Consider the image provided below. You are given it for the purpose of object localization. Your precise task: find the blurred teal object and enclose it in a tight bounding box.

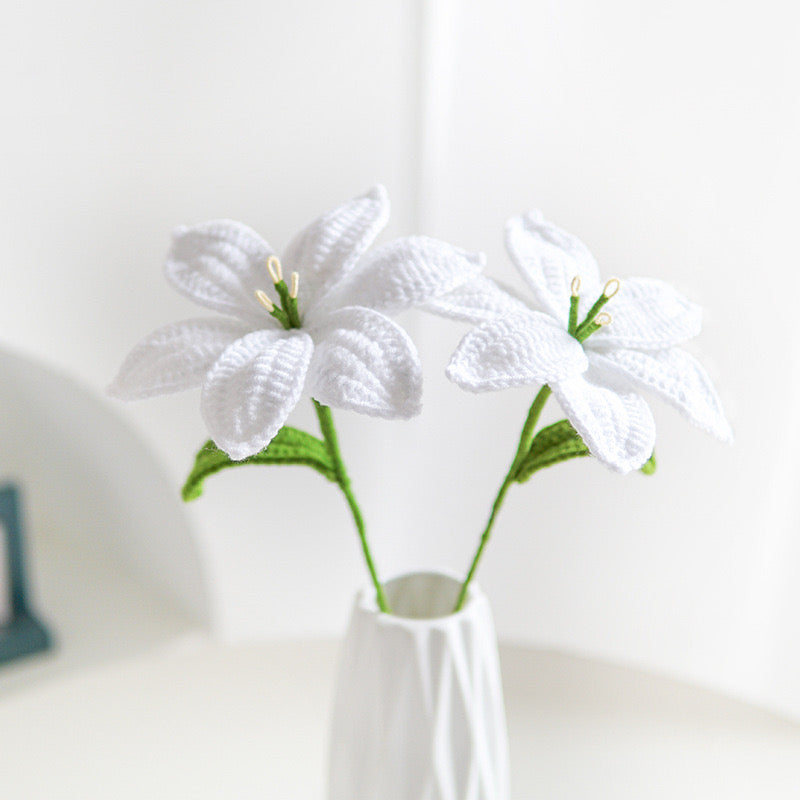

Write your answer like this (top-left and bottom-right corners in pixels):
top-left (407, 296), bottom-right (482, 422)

top-left (0, 483), bottom-right (52, 665)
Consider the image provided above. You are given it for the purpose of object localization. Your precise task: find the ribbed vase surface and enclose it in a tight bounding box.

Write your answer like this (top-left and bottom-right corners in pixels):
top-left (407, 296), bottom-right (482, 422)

top-left (328, 572), bottom-right (510, 800)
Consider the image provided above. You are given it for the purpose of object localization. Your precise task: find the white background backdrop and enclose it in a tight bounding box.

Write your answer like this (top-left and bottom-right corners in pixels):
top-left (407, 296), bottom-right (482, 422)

top-left (2, 0), bottom-right (799, 718)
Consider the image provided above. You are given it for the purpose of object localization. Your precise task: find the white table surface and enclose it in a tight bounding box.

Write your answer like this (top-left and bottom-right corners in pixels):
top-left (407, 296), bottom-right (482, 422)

top-left (1, 637), bottom-right (798, 799)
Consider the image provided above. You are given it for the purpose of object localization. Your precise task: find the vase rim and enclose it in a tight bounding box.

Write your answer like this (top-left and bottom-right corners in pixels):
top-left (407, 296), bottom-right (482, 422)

top-left (356, 570), bottom-right (484, 624)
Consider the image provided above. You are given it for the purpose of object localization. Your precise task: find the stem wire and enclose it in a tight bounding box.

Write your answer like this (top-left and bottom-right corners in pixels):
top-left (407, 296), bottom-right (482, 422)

top-left (453, 284), bottom-right (616, 613)
top-left (313, 399), bottom-right (390, 613)
top-left (453, 385), bottom-right (552, 612)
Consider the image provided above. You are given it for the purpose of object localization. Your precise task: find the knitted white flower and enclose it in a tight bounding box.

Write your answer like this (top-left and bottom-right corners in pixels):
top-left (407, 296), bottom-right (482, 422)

top-left (444, 211), bottom-right (732, 473)
top-left (109, 186), bottom-right (482, 460)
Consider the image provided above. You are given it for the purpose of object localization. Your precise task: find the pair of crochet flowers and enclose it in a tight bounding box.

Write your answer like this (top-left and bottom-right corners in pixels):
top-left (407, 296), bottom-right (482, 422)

top-left (109, 186), bottom-right (731, 473)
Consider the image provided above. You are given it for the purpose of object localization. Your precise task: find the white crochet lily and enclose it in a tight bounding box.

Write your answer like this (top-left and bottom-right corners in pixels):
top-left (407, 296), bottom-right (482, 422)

top-left (444, 210), bottom-right (732, 473)
top-left (109, 186), bottom-right (482, 460)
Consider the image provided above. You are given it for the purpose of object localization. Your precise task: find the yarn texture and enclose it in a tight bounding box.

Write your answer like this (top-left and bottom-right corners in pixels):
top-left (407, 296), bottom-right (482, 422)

top-left (445, 210), bottom-right (732, 474)
top-left (182, 428), bottom-right (337, 501)
top-left (109, 186), bottom-right (483, 460)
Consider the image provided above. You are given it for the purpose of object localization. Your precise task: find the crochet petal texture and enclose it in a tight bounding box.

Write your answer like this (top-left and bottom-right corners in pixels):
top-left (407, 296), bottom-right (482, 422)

top-left (165, 220), bottom-right (277, 325)
top-left (282, 185), bottom-right (390, 316)
top-left (108, 318), bottom-right (252, 399)
top-left (327, 236), bottom-right (484, 317)
top-left (551, 367), bottom-right (656, 473)
top-left (307, 307), bottom-right (422, 419)
top-left (421, 275), bottom-right (530, 323)
top-left (590, 347), bottom-right (733, 442)
top-left (201, 329), bottom-right (314, 460)
top-left (587, 278), bottom-right (702, 351)
top-left (446, 310), bottom-right (588, 392)
top-left (505, 211), bottom-right (602, 323)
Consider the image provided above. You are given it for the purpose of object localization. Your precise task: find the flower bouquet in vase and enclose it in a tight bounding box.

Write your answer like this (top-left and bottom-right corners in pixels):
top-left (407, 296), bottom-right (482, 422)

top-left (109, 186), bottom-right (731, 800)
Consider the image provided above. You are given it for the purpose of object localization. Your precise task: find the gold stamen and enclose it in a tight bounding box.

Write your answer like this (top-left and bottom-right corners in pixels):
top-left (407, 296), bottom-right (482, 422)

top-left (289, 272), bottom-right (299, 299)
top-left (266, 255), bottom-right (283, 284)
top-left (603, 278), bottom-right (620, 298)
top-left (255, 289), bottom-right (274, 312)
top-left (570, 276), bottom-right (581, 297)
top-left (596, 312), bottom-right (612, 326)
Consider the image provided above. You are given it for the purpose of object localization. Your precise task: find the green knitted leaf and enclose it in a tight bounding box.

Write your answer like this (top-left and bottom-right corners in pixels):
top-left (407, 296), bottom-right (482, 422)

top-left (640, 451), bottom-right (657, 475)
top-left (182, 427), bottom-right (337, 501)
top-left (514, 419), bottom-right (590, 483)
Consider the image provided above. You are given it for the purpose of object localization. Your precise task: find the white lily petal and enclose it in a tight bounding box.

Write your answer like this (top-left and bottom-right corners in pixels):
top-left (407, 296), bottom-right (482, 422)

top-left (590, 348), bottom-right (733, 442)
top-left (504, 211), bottom-right (602, 323)
top-left (446, 310), bottom-right (588, 392)
top-left (165, 220), bottom-right (277, 324)
top-left (107, 318), bottom-right (252, 400)
top-left (307, 307), bottom-right (422, 419)
top-left (283, 185), bottom-right (390, 315)
top-left (201, 329), bottom-right (314, 460)
top-left (421, 275), bottom-right (530, 323)
top-left (324, 236), bottom-right (484, 317)
top-left (551, 369), bottom-right (656, 473)
top-left (587, 278), bottom-right (702, 350)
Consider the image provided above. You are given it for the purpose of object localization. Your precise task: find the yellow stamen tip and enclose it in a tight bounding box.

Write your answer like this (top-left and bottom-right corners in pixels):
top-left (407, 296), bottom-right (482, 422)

top-left (289, 272), bottom-right (299, 299)
top-left (255, 289), bottom-right (274, 312)
top-left (570, 276), bottom-right (581, 297)
top-left (266, 255), bottom-right (283, 284)
top-left (596, 312), bottom-right (612, 326)
top-left (603, 278), bottom-right (620, 298)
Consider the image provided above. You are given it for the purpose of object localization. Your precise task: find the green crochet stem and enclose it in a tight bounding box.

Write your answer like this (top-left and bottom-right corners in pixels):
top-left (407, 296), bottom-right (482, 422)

top-left (265, 271), bottom-right (389, 611)
top-left (274, 279), bottom-right (302, 329)
top-left (453, 385), bottom-right (552, 612)
top-left (568, 294), bottom-right (580, 336)
top-left (313, 399), bottom-right (390, 614)
top-left (452, 281), bottom-right (629, 612)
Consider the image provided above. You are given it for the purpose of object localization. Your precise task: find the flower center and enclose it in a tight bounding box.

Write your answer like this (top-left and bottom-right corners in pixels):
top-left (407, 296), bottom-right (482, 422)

top-left (254, 256), bottom-right (302, 330)
top-left (569, 276), bottom-right (619, 343)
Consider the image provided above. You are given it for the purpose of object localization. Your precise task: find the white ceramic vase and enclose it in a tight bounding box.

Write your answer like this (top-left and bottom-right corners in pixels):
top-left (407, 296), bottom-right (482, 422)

top-left (328, 571), bottom-right (510, 800)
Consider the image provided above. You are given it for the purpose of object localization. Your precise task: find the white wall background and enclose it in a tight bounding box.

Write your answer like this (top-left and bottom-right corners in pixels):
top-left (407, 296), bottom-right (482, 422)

top-left (1, 0), bottom-right (799, 717)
